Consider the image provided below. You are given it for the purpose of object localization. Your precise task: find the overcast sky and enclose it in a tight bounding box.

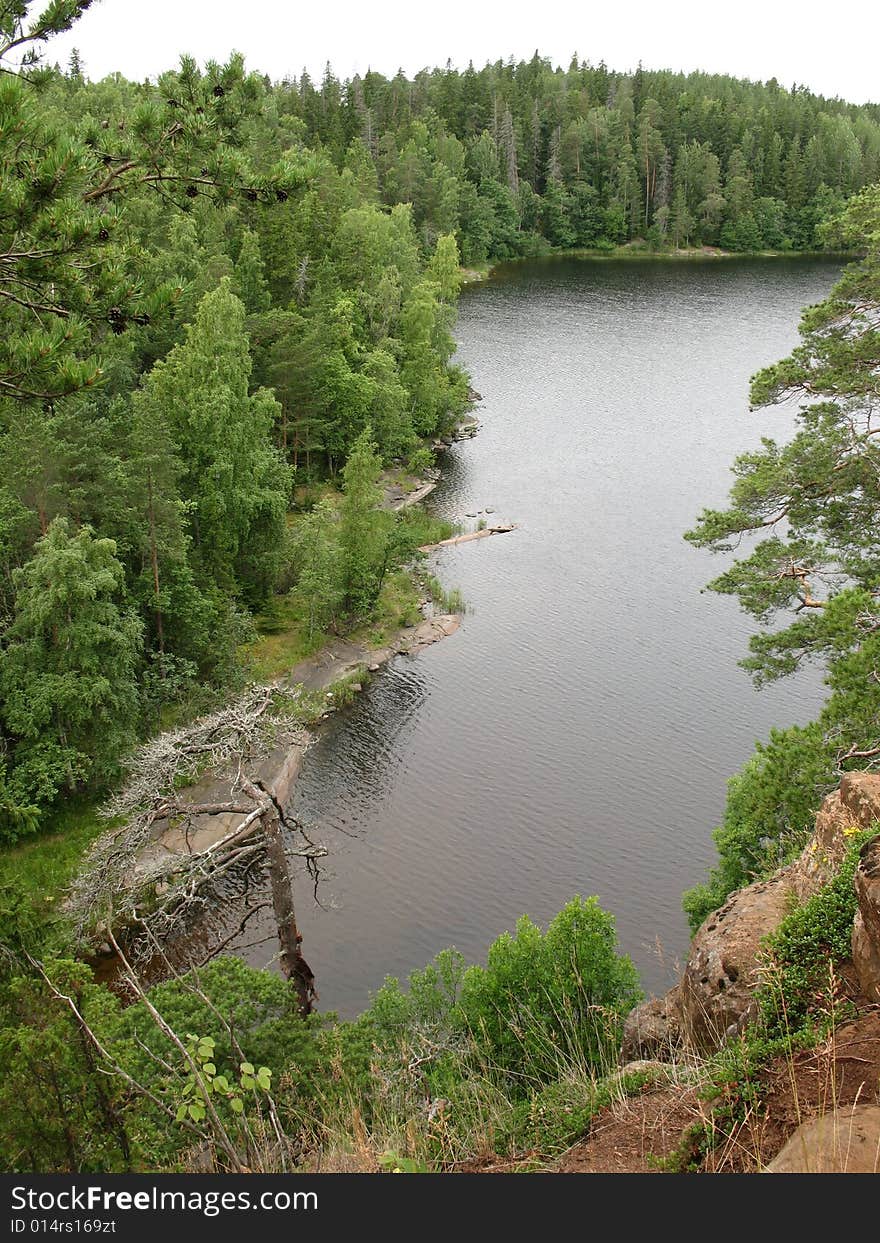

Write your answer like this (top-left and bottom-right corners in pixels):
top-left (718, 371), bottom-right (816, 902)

top-left (45, 0), bottom-right (880, 105)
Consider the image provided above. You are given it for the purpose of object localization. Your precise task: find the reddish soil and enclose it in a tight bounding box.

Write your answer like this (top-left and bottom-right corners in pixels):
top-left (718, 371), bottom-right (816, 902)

top-left (555, 1083), bottom-right (706, 1173)
top-left (551, 1007), bottom-right (880, 1174)
top-left (712, 1009), bottom-right (880, 1172)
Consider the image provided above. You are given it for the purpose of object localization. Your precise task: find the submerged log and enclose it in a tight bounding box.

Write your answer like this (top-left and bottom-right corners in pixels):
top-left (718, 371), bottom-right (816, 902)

top-left (419, 523), bottom-right (517, 552)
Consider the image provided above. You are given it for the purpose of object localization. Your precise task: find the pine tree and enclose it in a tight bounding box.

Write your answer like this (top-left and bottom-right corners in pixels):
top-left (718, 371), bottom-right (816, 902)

top-left (233, 229), bottom-right (272, 314)
top-left (499, 107), bottom-right (519, 194)
top-left (685, 187), bottom-right (880, 916)
top-left (0, 17), bottom-right (312, 405)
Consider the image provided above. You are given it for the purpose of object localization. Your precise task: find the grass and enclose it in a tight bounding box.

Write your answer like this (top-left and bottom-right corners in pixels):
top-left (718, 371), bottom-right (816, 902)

top-left (0, 796), bottom-right (114, 918)
top-left (292, 1001), bottom-right (656, 1174)
top-left (291, 481), bottom-right (344, 512)
top-left (421, 573), bottom-right (466, 615)
top-left (245, 594), bottom-right (318, 682)
top-left (293, 668), bottom-right (373, 723)
top-left (396, 506), bottom-right (457, 548)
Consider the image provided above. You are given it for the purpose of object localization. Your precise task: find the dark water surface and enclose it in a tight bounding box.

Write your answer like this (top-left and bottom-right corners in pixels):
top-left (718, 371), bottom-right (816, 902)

top-left (275, 257), bottom-right (840, 1015)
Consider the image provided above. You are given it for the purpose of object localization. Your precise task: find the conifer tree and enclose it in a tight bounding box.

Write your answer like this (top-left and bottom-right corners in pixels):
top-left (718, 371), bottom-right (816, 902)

top-left (0, 519), bottom-right (143, 807)
top-left (136, 280), bottom-right (290, 604)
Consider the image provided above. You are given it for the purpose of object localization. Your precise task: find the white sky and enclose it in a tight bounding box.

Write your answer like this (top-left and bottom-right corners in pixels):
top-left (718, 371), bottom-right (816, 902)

top-left (45, 0), bottom-right (880, 106)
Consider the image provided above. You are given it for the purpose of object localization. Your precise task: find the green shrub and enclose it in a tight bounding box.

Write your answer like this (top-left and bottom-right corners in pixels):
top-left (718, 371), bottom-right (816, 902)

top-left (457, 898), bottom-right (642, 1091)
top-left (683, 722), bottom-right (836, 930)
top-left (754, 831), bottom-right (876, 1041)
top-left (405, 447), bottom-right (435, 477)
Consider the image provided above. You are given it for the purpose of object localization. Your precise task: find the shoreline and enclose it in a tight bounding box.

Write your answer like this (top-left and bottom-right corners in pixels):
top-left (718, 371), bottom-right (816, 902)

top-left (109, 414), bottom-right (517, 933)
top-left (461, 246), bottom-right (856, 285)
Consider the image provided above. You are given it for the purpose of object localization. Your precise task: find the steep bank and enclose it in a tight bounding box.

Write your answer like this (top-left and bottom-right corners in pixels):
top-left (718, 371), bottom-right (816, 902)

top-left (556, 773), bottom-right (880, 1174)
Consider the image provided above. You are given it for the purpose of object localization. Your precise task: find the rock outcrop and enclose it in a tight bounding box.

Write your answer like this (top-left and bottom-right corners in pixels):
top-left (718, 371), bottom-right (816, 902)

top-left (765, 1104), bottom-right (880, 1173)
top-left (678, 873), bottom-right (791, 1051)
top-left (853, 833), bottom-right (880, 1002)
top-left (644, 772), bottom-right (880, 1056)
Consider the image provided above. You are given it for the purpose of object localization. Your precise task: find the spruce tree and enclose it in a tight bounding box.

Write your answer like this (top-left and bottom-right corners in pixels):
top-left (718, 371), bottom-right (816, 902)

top-left (136, 280), bottom-right (291, 604)
top-left (0, 519), bottom-right (143, 807)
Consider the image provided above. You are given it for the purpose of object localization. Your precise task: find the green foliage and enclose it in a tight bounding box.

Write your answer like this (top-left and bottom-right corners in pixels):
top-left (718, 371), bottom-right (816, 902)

top-left (0, 898), bottom-right (640, 1171)
top-left (0, 519), bottom-right (143, 812)
top-left (682, 722), bottom-right (835, 930)
top-left (138, 281), bottom-right (291, 606)
top-left (755, 831), bottom-right (875, 1041)
top-left (0, 18), bottom-right (474, 825)
top-left (685, 187), bottom-right (880, 919)
top-left (173, 1033), bottom-right (271, 1125)
top-left (365, 897), bottom-right (641, 1101)
top-left (458, 898), bottom-right (642, 1089)
top-left (339, 427), bottom-right (394, 618)
top-left (289, 500), bottom-right (345, 641)
top-left (0, 958), bottom-right (131, 1173)
top-left (281, 58), bottom-right (880, 260)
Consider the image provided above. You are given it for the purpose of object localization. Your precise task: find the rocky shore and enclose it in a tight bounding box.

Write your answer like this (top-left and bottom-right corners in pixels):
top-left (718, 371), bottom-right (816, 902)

top-left (557, 772), bottom-right (880, 1173)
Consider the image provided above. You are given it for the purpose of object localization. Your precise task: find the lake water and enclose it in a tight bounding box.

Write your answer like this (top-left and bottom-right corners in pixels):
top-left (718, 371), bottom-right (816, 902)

top-left (266, 257), bottom-right (841, 1016)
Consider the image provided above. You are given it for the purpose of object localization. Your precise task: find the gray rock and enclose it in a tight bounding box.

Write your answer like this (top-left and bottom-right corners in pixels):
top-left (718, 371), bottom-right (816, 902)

top-left (621, 992), bottom-right (682, 1062)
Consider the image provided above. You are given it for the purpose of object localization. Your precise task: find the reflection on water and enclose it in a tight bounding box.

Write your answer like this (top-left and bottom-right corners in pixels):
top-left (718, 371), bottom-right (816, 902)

top-left (232, 257), bottom-right (843, 1016)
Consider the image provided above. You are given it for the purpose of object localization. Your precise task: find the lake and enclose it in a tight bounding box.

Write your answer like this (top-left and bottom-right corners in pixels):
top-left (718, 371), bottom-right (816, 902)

top-left (273, 256), bottom-right (840, 1015)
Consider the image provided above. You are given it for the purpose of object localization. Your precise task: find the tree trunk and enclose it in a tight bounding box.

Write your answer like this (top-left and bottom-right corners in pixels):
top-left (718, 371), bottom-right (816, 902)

top-left (146, 465), bottom-right (164, 654)
top-left (242, 779), bottom-right (316, 1017)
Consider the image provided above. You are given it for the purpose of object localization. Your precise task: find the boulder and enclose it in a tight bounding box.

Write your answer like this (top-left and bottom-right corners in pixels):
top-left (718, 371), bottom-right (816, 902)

top-left (765, 1104), bottom-right (880, 1173)
top-left (853, 833), bottom-right (880, 1002)
top-left (679, 873), bottom-right (793, 1052)
top-left (621, 991), bottom-right (682, 1062)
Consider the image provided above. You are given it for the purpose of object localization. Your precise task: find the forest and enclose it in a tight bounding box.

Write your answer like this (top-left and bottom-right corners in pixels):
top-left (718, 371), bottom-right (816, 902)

top-left (3, 16), bottom-right (880, 832)
top-left (1, 1), bottom-right (880, 1178)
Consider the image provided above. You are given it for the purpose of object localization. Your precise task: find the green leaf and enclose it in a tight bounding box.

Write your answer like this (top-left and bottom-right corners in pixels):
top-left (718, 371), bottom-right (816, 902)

top-left (230, 1097), bottom-right (244, 1114)
top-left (240, 1074), bottom-right (255, 1090)
top-left (188, 1103), bottom-right (206, 1122)
top-left (239, 1061), bottom-right (255, 1075)
top-left (175, 1104), bottom-right (188, 1122)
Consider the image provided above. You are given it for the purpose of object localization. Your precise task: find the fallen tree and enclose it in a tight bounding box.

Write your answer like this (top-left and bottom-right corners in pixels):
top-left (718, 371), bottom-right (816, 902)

top-left (67, 683), bottom-right (325, 1015)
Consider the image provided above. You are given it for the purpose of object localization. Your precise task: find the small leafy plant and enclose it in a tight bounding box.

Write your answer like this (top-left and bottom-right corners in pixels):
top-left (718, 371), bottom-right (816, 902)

top-left (175, 1034), bottom-right (272, 1124)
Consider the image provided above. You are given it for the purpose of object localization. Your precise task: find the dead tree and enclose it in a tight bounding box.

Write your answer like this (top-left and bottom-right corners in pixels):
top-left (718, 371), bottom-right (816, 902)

top-left (68, 683), bottom-right (325, 1016)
